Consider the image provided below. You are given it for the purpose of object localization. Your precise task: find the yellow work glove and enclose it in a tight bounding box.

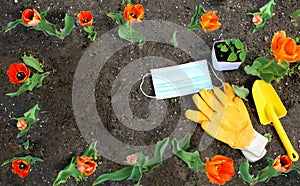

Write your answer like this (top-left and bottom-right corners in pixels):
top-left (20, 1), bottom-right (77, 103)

top-left (185, 83), bottom-right (268, 162)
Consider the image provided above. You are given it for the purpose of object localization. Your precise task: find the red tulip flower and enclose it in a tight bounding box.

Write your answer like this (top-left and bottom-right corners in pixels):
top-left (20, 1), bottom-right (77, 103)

top-left (7, 63), bottom-right (31, 84)
top-left (77, 156), bottom-right (97, 176)
top-left (77, 11), bottom-right (93, 27)
top-left (204, 155), bottom-right (235, 185)
top-left (272, 155), bottom-right (292, 172)
top-left (22, 9), bottom-right (42, 26)
top-left (124, 4), bottom-right (144, 23)
top-left (12, 159), bottom-right (31, 178)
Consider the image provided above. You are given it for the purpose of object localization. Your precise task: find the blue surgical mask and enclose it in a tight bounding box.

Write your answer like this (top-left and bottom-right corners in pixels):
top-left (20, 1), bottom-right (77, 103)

top-left (140, 60), bottom-right (221, 99)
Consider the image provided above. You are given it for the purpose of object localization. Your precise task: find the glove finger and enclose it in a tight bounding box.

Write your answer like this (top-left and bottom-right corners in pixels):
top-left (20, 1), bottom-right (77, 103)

top-left (224, 83), bottom-right (235, 101)
top-left (216, 83), bottom-right (239, 108)
top-left (199, 89), bottom-right (223, 112)
top-left (192, 93), bottom-right (214, 118)
top-left (185, 109), bottom-right (209, 123)
top-left (212, 86), bottom-right (226, 106)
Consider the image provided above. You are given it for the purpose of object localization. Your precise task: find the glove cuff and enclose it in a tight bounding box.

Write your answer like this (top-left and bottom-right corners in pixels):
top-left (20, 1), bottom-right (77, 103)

top-left (240, 130), bottom-right (268, 162)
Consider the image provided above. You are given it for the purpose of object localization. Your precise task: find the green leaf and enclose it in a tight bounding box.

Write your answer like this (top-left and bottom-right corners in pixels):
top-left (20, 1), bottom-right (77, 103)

top-left (82, 141), bottom-right (99, 159)
top-left (256, 57), bottom-right (271, 65)
top-left (187, 24), bottom-right (202, 31)
top-left (229, 45), bottom-right (235, 52)
top-left (2, 155), bottom-right (43, 166)
top-left (60, 14), bottom-right (75, 38)
top-left (24, 104), bottom-right (40, 122)
top-left (255, 166), bottom-right (280, 183)
top-left (239, 161), bottom-right (254, 184)
top-left (33, 7), bottom-right (60, 37)
top-left (28, 72), bottom-right (50, 91)
top-left (225, 40), bottom-right (231, 46)
top-left (143, 137), bottom-right (169, 172)
top-left (227, 52), bottom-right (238, 61)
top-left (172, 31), bottom-right (178, 48)
top-left (93, 166), bottom-right (133, 185)
top-left (40, 7), bottom-right (50, 17)
top-left (244, 57), bottom-right (289, 83)
top-left (176, 133), bottom-right (191, 151)
top-left (5, 19), bottom-right (23, 32)
top-left (265, 157), bottom-right (275, 164)
top-left (232, 85), bottom-right (249, 101)
top-left (34, 19), bottom-right (59, 36)
top-left (53, 157), bottom-right (81, 186)
top-left (84, 26), bottom-right (97, 41)
top-left (259, 0), bottom-right (276, 19)
top-left (244, 64), bottom-right (259, 76)
top-left (233, 39), bottom-right (244, 49)
top-left (187, 5), bottom-right (205, 30)
top-left (263, 65), bottom-right (278, 74)
top-left (285, 165), bottom-right (300, 174)
top-left (128, 165), bottom-right (143, 181)
top-left (6, 80), bottom-right (31, 97)
top-left (172, 134), bottom-right (205, 172)
top-left (118, 24), bottom-right (131, 41)
top-left (118, 23), bottom-right (146, 46)
top-left (29, 156), bottom-right (44, 164)
top-left (260, 73), bottom-right (274, 83)
top-left (134, 152), bottom-right (146, 166)
top-left (239, 52), bottom-right (247, 62)
top-left (217, 43), bottom-right (223, 48)
top-left (23, 139), bottom-right (30, 150)
top-left (291, 9), bottom-right (300, 19)
top-left (107, 12), bottom-right (124, 25)
top-left (291, 9), bottom-right (300, 27)
top-left (83, 25), bottom-right (93, 33)
top-left (220, 45), bottom-right (228, 52)
top-left (22, 55), bottom-right (44, 73)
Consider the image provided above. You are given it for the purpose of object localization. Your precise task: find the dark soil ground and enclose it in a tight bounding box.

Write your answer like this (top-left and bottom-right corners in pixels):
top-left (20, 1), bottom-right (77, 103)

top-left (0, 0), bottom-right (299, 185)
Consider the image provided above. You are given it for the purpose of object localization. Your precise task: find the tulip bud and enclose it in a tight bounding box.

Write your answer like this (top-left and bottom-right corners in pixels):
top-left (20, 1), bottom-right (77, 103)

top-left (126, 154), bottom-right (138, 165)
top-left (252, 14), bottom-right (263, 26)
top-left (17, 120), bottom-right (27, 130)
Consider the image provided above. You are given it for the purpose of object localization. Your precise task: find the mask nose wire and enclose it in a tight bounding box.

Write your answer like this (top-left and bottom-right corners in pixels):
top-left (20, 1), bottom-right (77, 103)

top-left (139, 73), bottom-right (157, 99)
top-left (207, 62), bottom-right (224, 88)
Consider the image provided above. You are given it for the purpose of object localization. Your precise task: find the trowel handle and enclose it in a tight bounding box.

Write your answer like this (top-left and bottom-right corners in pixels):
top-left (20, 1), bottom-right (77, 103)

top-left (266, 104), bottom-right (299, 162)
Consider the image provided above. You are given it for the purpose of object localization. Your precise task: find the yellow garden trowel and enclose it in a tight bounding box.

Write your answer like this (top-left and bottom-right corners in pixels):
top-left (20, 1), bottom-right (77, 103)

top-left (252, 80), bottom-right (299, 162)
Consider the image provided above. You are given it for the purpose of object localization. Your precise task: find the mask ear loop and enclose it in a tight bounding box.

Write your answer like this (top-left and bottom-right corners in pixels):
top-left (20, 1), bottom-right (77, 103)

top-left (139, 73), bottom-right (157, 99)
top-left (206, 62), bottom-right (224, 88)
